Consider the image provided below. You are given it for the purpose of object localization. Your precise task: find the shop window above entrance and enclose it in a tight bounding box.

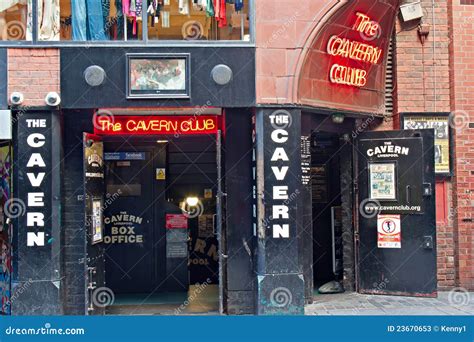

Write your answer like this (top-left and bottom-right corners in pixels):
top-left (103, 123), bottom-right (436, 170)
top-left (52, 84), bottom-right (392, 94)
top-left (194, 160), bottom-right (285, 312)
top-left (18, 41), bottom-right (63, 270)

top-left (0, 1), bottom-right (30, 41)
top-left (28, 0), bottom-right (250, 42)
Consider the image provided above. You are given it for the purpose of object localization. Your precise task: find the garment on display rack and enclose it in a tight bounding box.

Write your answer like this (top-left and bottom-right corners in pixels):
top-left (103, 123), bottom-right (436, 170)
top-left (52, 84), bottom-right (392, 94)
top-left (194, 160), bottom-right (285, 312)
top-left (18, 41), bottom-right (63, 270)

top-left (178, 0), bottom-right (189, 15)
top-left (234, 0), bottom-right (243, 12)
top-left (38, 0), bottom-right (60, 40)
top-left (206, 0), bottom-right (214, 17)
top-left (213, 0), bottom-right (226, 28)
top-left (123, 0), bottom-right (143, 36)
top-left (147, 0), bottom-right (163, 27)
top-left (71, 0), bottom-right (107, 40)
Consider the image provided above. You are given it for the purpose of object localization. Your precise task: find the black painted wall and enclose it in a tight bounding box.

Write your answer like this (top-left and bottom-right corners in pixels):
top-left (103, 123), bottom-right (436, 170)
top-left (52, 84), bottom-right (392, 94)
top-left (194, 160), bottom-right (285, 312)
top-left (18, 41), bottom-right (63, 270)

top-left (60, 47), bottom-right (255, 109)
top-left (223, 109), bottom-right (255, 314)
top-left (0, 49), bottom-right (7, 109)
top-left (62, 109), bottom-right (95, 314)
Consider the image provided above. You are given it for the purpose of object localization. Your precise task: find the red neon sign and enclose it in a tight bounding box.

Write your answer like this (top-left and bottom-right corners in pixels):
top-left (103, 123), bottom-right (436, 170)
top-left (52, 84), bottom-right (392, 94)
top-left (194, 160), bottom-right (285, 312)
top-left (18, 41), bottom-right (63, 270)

top-left (94, 115), bottom-right (218, 135)
top-left (327, 12), bottom-right (383, 88)
top-left (352, 12), bottom-right (380, 38)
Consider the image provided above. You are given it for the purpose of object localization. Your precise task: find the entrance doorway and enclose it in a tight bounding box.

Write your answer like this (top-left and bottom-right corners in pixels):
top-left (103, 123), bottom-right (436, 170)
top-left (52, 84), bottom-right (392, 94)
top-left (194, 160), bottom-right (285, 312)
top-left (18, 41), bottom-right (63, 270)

top-left (83, 114), bottom-right (224, 315)
top-left (311, 132), bottom-right (345, 295)
top-left (309, 127), bottom-right (438, 298)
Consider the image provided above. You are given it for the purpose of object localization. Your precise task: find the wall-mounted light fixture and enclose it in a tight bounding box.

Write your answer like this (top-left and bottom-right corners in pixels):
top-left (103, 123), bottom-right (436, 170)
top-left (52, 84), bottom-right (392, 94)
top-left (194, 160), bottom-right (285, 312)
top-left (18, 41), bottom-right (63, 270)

top-left (400, 1), bottom-right (424, 22)
top-left (332, 113), bottom-right (345, 124)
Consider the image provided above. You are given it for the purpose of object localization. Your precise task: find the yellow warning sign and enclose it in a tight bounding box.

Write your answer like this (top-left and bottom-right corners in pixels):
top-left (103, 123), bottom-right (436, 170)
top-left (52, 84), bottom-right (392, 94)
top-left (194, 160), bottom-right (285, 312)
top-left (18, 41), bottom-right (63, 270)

top-left (156, 168), bottom-right (166, 180)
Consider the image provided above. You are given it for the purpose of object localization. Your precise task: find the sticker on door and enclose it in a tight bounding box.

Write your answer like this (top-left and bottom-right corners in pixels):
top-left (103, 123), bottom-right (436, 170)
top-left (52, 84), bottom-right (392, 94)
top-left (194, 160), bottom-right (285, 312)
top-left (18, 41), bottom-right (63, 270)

top-left (377, 214), bottom-right (401, 249)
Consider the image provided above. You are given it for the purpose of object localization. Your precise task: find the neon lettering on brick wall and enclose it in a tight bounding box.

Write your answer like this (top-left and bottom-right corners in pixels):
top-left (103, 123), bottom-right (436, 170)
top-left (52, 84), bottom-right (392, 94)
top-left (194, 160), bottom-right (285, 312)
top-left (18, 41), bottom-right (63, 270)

top-left (327, 12), bottom-right (383, 88)
top-left (94, 115), bottom-right (219, 136)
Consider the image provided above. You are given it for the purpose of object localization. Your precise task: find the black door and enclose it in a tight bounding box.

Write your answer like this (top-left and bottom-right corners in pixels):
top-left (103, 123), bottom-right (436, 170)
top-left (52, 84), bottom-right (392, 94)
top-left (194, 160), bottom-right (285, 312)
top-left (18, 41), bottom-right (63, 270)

top-left (355, 130), bottom-right (437, 297)
top-left (103, 149), bottom-right (157, 293)
top-left (83, 133), bottom-right (106, 314)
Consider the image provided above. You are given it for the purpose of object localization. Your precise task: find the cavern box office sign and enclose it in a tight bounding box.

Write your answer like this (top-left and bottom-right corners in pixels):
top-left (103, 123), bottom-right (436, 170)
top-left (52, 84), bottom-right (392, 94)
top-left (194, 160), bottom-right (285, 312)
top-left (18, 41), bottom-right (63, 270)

top-left (16, 114), bottom-right (53, 247)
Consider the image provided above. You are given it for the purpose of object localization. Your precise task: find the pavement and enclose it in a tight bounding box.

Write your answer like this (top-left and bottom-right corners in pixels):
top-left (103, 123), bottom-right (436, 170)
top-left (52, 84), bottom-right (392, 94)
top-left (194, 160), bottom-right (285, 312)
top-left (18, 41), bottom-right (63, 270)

top-left (305, 291), bottom-right (474, 315)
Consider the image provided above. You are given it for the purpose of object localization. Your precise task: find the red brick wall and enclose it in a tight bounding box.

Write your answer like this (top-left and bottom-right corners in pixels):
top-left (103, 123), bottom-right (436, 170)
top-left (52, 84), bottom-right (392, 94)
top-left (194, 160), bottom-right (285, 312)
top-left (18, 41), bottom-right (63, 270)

top-left (255, 0), bottom-right (340, 104)
top-left (394, 0), bottom-right (474, 291)
top-left (392, 0), bottom-right (456, 290)
top-left (395, 0), bottom-right (451, 114)
top-left (450, 0), bottom-right (474, 291)
top-left (7, 49), bottom-right (60, 107)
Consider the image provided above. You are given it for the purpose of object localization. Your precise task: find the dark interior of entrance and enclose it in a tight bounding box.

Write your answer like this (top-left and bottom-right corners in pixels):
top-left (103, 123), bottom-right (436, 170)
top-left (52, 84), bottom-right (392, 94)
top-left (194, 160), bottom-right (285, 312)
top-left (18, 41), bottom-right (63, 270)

top-left (102, 135), bottom-right (219, 313)
top-left (311, 131), bottom-right (344, 292)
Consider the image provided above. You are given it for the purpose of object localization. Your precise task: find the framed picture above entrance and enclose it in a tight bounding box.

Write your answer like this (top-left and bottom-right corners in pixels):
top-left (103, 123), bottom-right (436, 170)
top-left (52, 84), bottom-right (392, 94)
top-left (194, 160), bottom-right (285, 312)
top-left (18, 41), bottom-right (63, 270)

top-left (126, 53), bottom-right (191, 99)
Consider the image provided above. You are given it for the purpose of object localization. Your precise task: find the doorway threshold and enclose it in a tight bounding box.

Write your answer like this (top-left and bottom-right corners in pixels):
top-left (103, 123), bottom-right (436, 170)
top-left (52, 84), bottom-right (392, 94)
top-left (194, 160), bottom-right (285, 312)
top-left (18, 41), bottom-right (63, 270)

top-left (106, 285), bottom-right (219, 316)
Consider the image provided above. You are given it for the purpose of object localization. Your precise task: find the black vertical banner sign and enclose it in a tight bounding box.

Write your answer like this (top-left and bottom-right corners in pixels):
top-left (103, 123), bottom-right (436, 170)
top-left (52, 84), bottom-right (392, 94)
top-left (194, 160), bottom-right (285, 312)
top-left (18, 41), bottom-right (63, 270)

top-left (255, 108), bottom-right (304, 315)
top-left (13, 112), bottom-right (61, 314)
top-left (17, 114), bottom-right (52, 259)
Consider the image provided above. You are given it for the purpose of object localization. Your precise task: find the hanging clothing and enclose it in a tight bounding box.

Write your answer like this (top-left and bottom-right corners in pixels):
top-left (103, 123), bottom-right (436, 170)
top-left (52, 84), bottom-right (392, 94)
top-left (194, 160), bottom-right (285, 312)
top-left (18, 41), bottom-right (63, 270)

top-left (234, 0), bottom-right (243, 12)
top-left (205, 0), bottom-right (214, 17)
top-left (123, 0), bottom-right (141, 36)
top-left (213, 0), bottom-right (226, 28)
top-left (115, 0), bottom-right (124, 40)
top-left (123, 0), bottom-right (130, 15)
top-left (71, 0), bottom-right (107, 41)
top-left (147, 0), bottom-right (163, 27)
top-left (178, 0), bottom-right (190, 15)
top-left (38, 0), bottom-right (60, 41)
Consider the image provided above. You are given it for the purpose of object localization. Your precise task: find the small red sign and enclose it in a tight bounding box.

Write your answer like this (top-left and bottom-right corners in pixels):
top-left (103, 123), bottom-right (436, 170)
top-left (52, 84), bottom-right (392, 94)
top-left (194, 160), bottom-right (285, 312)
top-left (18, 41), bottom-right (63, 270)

top-left (166, 214), bottom-right (188, 229)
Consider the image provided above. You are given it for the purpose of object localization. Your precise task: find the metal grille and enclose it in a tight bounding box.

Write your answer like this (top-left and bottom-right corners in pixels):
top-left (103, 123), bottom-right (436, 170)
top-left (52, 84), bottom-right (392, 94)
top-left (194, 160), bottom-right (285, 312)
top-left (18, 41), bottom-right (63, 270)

top-left (384, 37), bottom-right (395, 117)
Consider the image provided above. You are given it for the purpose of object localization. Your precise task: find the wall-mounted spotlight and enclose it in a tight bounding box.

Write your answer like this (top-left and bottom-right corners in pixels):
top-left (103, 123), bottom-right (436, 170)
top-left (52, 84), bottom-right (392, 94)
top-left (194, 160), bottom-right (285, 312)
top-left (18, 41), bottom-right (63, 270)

top-left (45, 92), bottom-right (61, 107)
top-left (9, 92), bottom-right (24, 106)
top-left (332, 113), bottom-right (345, 124)
top-left (185, 197), bottom-right (199, 207)
top-left (400, 1), bottom-right (424, 22)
